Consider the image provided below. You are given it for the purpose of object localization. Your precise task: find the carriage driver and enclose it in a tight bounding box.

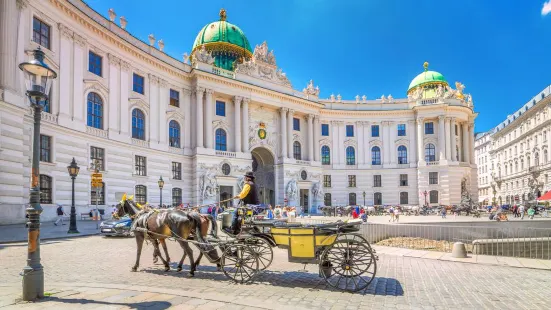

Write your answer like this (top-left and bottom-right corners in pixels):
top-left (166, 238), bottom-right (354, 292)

top-left (230, 171), bottom-right (260, 233)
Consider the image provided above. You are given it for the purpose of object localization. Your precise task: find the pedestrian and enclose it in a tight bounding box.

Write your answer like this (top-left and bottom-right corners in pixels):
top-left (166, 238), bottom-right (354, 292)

top-left (394, 207), bottom-right (400, 222)
top-left (527, 206), bottom-right (535, 219)
top-left (519, 204), bottom-right (525, 220)
top-left (266, 205), bottom-right (274, 219)
top-left (388, 206), bottom-right (394, 222)
top-left (441, 207), bottom-right (447, 219)
top-left (54, 204), bottom-right (66, 226)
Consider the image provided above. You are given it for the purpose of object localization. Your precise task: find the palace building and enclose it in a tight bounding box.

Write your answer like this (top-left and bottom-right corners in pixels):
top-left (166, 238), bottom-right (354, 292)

top-left (0, 0), bottom-right (478, 223)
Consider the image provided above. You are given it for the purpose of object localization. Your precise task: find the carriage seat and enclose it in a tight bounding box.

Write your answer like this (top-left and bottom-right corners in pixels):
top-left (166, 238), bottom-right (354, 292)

top-left (303, 220), bottom-right (362, 233)
top-left (249, 219), bottom-right (303, 228)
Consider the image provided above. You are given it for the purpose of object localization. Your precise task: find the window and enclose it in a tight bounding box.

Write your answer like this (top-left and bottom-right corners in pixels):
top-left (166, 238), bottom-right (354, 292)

top-left (321, 124), bottom-right (329, 136)
top-left (400, 192), bottom-right (408, 205)
top-left (397, 124), bottom-right (406, 136)
top-left (170, 89), bottom-right (180, 107)
top-left (215, 129), bottom-right (227, 151)
top-left (425, 143), bottom-right (436, 162)
top-left (293, 141), bottom-right (302, 160)
top-left (425, 122), bottom-right (434, 134)
top-left (132, 109), bottom-right (146, 140)
top-left (222, 163), bottom-right (231, 176)
top-left (321, 146), bottom-right (331, 165)
top-left (91, 182), bottom-right (105, 205)
top-left (90, 146), bottom-right (105, 171)
top-left (135, 155), bottom-right (146, 176)
top-left (346, 125), bottom-right (354, 137)
top-left (371, 146), bottom-right (381, 165)
top-left (172, 188), bottom-right (182, 206)
top-left (349, 193), bottom-right (357, 205)
top-left (429, 190), bottom-right (439, 204)
top-left (41, 92), bottom-right (51, 113)
top-left (216, 101), bottom-right (226, 116)
top-left (88, 51), bottom-right (102, 76)
top-left (301, 170), bottom-right (308, 180)
top-left (346, 146), bottom-right (356, 165)
top-left (397, 145), bottom-right (408, 164)
top-left (373, 175), bottom-right (382, 187)
top-left (323, 175), bottom-right (331, 187)
top-left (172, 162), bottom-right (182, 180)
top-left (429, 172), bottom-right (438, 185)
top-left (400, 174), bottom-right (408, 186)
top-left (135, 185), bottom-right (147, 204)
top-left (293, 118), bottom-right (300, 131)
top-left (133, 73), bottom-right (144, 94)
top-left (33, 17), bottom-right (50, 49)
top-left (374, 192), bottom-right (382, 205)
top-left (348, 175), bottom-right (356, 187)
top-left (371, 125), bottom-right (379, 137)
top-left (39, 175), bottom-right (52, 204)
top-left (169, 120), bottom-right (181, 148)
top-left (324, 193), bottom-right (332, 206)
top-left (40, 135), bottom-right (51, 162)
top-left (87, 92), bottom-right (103, 129)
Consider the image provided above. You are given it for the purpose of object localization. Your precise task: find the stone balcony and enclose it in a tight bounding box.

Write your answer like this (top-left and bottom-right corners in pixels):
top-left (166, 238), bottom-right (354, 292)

top-left (215, 150), bottom-right (236, 158)
top-left (131, 138), bottom-right (149, 148)
top-left (86, 126), bottom-right (108, 138)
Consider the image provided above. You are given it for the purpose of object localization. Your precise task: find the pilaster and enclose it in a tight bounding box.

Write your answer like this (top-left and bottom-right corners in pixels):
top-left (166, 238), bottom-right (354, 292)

top-left (280, 107), bottom-right (288, 159)
top-left (195, 86), bottom-right (205, 148)
top-left (205, 89), bottom-right (214, 149)
top-left (234, 96), bottom-right (242, 153)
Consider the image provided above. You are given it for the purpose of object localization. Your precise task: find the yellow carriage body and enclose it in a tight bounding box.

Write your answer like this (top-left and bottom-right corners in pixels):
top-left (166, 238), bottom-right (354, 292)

top-left (270, 227), bottom-right (337, 263)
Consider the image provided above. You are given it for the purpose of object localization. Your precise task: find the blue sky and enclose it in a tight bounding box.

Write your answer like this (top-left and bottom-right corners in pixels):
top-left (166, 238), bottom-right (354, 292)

top-left (84, 0), bottom-right (551, 132)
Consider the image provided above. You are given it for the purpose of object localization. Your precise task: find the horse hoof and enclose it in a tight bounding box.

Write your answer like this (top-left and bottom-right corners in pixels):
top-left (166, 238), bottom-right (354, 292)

top-left (153, 258), bottom-right (158, 264)
top-left (164, 267), bottom-right (170, 272)
top-left (187, 272), bottom-right (195, 278)
top-left (131, 267), bottom-right (138, 272)
top-left (177, 267), bottom-right (182, 272)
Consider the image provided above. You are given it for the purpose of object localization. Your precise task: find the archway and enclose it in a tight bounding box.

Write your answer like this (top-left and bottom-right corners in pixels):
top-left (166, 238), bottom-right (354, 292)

top-left (251, 147), bottom-right (275, 206)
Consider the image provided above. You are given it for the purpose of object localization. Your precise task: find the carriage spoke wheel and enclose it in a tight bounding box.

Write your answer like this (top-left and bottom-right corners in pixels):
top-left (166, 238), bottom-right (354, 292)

top-left (320, 235), bottom-right (377, 292)
top-left (221, 244), bottom-right (259, 283)
top-left (245, 237), bottom-right (273, 270)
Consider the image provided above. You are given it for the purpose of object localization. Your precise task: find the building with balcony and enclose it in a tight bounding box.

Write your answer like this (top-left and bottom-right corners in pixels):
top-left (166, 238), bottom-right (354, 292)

top-left (0, 1), bottom-right (477, 224)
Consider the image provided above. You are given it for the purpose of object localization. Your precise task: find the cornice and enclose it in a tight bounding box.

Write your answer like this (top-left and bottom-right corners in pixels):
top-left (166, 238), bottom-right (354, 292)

top-left (491, 118), bottom-right (551, 153)
top-left (492, 96), bottom-right (551, 138)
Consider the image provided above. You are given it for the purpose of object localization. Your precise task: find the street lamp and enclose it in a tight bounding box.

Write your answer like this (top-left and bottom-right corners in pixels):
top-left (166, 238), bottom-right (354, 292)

top-left (423, 190), bottom-right (428, 207)
top-left (158, 176), bottom-right (164, 207)
top-left (67, 158), bottom-right (80, 234)
top-left (362, 191), bottom-right (366, 206)
top-left (19, 47), bottom-right (57, 301)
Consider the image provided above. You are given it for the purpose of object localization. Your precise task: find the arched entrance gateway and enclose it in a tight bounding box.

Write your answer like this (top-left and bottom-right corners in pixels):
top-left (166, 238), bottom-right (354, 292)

top-left (251, 147), bottom-right (275, 206)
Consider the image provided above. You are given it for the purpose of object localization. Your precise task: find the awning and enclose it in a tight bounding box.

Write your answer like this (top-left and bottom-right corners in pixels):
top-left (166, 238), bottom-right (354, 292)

top-left (536, 191), bottom-right (551, 201)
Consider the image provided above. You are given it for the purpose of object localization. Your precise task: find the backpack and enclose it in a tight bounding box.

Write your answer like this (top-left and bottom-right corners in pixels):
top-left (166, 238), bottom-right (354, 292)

top-left (57, 206), bottom-right (63, 215)
top-left (207, 207), bottom-right (212, 214)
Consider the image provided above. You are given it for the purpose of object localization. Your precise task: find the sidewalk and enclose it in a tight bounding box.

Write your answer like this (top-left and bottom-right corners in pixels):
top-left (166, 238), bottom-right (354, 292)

top-left (0, 220), bottom-right (102, 243)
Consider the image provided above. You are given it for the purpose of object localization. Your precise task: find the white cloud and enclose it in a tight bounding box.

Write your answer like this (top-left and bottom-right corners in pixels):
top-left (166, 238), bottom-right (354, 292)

top-left (543, 0), bottom-right (551, 16)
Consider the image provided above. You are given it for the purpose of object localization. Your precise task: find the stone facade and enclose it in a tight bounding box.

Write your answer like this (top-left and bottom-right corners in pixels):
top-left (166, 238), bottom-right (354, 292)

top-left (0, 0), bottom-right (477, 224)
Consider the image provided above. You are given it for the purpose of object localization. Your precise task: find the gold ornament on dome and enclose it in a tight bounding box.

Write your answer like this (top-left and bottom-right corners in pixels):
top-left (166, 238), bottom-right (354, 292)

top-left (219, 8), bottom-right (227, 21)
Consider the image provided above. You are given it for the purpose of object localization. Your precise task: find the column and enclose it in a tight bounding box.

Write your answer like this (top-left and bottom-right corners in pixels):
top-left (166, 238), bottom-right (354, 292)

top-left (438, 116), bottom-right (446, 161)
top-left (450, 117), bottom-right (457, 162)
top-left (307, 114), bottom-right (314, 161)
top-left (357, 121), bottom-right (364, 165)
top-left (339, 122), bottom-right (345, 164)
top-left (389, 122), bottom-right (396, 164)
top-left (445, 117), bottom-right (452, 161)
top-left (469, 122), bottom-right (475, 164)
top-left (205, 89), bottom-right (214, 149)
top-left (287, 109), bottom-right (294, 158)
top-left (314, 116), bottom-right (320, 161)
top-left (383, 122), bottom-right (390, 164)
top-left (417, 117), bottom-right (424, 163)
top-left (279, 107), bottom-right (288, 158)
top-left (58, 24), bottom-right (73, 120)
top-left (183, 88), bottom-right (192, 149)
top-left (148, 75), bottom-right (159, 143)
top-left (72, 34), bottom-right (86, 124)
top-left (242, 98), bottom-right (250, 152)
top-left (158, 79), bottom-right (168, 145)
top-left (462, 122), bottom-right (469, 163)
top-left (195, 87), bottom-right (204, 148)
top-left (120, 61), bottom-right (130, 135)
top-left (408, 120), bottom-right (416, 163)
top-left (0, 0), bottom-right (17, 91)
top-left (108, 55), bottom-right (120, 133)
top-left (234, 96), bottom-right (242, 153)
top-left (331, 121), bottom-right (340, 164)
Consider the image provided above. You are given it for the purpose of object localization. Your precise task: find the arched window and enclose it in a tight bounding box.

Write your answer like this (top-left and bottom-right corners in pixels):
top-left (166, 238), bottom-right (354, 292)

top-left (535, 152), bottom-right (540, 166)
top-left (373, 192), bottom-right (382, 205)
top-left (400, 192), bottom-right (408, 205)
top-left (321, 146), bottom-right (330, 165)
top-left (515, 162), bottom-right (518, 173)
top-left (169, 120), bottom-right (181, 148)
top-left (132, 109), bottom-right (145, 140)
top-left (371, 146), bottom-right (381, 165)
top-left (172, 188), bottom-right (182, 206)
top-left (135, 185), bottom-right (147, 204)
top-left (87, 92), bottom-right (103, 129)
top-left (91, 182), bottom-right (105, 205)
top-left (425, 143), bottom-right (436, 162)
top-left (545, 150), bottom-right (548, 163)
top-left (521, 158), bottom-right (524, 170)
top-left (346, 146), bottom-right (356, 165)
top-left (527, 156), bottom-right (531, 167)
top-left (293, 141), bottom-right (302, 160)
top-left (506, 196), bottom-right (510, 204)
top-left (429, 190), bottom-right (439, 204)
top-left (215, 129), bottom-right (227, 151)
top-left (324, 193), bottom-right (332, 206)
top-left (39, 175), bottom-right (52, 204)
top-left (348, 193), bottom-right (357, 205)
top-left (397, 145), bottom-right (408, 164)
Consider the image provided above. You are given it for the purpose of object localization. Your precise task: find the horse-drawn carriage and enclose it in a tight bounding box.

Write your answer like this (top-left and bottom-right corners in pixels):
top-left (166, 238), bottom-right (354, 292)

top-left (116, 197), bottom-right (378, 292)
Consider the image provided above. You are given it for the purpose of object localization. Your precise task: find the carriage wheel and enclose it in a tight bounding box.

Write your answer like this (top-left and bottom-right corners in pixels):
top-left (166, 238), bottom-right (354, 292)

top-left (320, 234), bottom-right (377, 292)
top-left (221, 244), bottom-right (259, 283)
top-left (245, 237), bottom-right (273, 270)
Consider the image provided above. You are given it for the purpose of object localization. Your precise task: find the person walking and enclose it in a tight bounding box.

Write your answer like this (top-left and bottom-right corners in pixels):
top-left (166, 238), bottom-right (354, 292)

top-left (266, 205), bottom-right (274, 219)
top-left (527, 206), bottom-right (535, 219)
top-left (394, 207), bottom-right (401, 222)
top-left (441, 207), bottom-right (447, 219)
top-left (54, 204), bottom-right (66, 226)
top-left (519, 204), bottom-right (525, 220)
top-left (388, 206), bottom-right (395, 222)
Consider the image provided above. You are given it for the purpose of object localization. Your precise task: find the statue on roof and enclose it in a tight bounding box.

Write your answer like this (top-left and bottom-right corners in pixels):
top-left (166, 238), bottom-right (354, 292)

top-left (303, 80), bottom-right (320, 97)
top-left (436, 84), bottom-right (445, 98)
top-left (387, 94), bottom-right (393, 103)
top-left (455, 81), bottom-right (466, 100)
top-left (380, 95), bottom-right (387, 102)
top-left (253, 41), bottom-right (276, 65)
top-left (192, 45), bottom-right (214, 65)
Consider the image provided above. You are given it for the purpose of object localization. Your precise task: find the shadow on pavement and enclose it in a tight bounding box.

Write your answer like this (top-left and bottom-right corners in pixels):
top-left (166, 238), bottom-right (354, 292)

top-left (25, 296), bottom-right (171, 309)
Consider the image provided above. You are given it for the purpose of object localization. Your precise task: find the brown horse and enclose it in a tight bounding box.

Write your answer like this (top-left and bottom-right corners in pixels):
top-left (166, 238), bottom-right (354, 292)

top-left (115, 196), bottom-right (207, 276)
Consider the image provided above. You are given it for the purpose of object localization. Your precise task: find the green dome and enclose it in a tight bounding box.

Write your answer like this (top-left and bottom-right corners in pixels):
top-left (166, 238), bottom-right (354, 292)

top-left (191, 9), bottom-right (252, 71)
top-left (407, 62), bottom-right (448, 93)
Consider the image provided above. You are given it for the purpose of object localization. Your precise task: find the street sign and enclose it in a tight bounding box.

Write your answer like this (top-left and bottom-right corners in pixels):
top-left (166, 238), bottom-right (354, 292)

top-left (91, 172), bottom-right (102, 183)
top-left (91, 181), bottom-right (103, 188)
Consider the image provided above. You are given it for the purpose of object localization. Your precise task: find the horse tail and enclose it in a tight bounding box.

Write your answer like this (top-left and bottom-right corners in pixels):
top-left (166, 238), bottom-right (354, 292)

top-left (204, 214), bottom-right (218, 238)
top-left (187, 212), bottom-right (206, 244)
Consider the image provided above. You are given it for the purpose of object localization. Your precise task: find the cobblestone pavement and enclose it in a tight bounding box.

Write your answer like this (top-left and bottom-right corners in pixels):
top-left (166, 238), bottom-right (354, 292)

top-left (1, 236), bottom-right (550, 309)
top-left (0, 220), bottom-right (101, 243)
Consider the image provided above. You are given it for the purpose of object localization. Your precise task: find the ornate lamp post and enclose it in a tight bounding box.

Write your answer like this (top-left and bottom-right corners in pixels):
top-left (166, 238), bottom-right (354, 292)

top-left (362, 191), bottom-right (366, 206)
top-left (423, 190), bottom-right (428, 207)
top-left (158, 176), bottom-right (164, 207)
top-left (67, 158), bottom-right (80, 234)
top-left (19, 47), bottom-right (57, 301)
